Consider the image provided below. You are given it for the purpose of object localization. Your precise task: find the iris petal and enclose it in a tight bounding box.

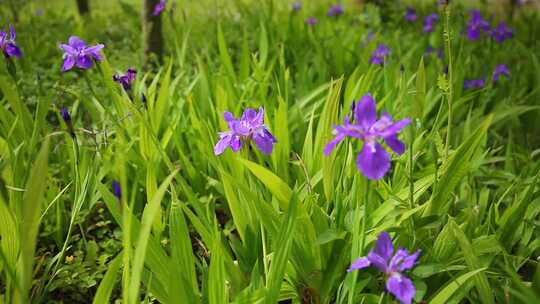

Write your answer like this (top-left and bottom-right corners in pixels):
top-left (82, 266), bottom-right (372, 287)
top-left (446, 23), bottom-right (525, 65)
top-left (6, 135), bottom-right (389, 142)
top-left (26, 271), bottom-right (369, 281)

top-left (357, 142), bottom-right (391, 180)
top-left (386, 273), bottom-right (416, 304)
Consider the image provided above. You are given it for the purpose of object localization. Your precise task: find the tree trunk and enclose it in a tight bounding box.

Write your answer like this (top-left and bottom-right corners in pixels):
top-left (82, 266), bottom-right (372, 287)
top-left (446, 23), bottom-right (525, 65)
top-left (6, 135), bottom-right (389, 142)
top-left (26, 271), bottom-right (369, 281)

top-left (142, 0), bottom-right (164, 67)
top-left (76, 0), bottom-right (90, 15)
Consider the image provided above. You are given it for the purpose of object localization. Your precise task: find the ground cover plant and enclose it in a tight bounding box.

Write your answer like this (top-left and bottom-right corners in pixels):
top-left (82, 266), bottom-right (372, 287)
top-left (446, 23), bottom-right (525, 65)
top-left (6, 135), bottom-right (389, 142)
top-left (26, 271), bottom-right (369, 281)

top-left (0, 0), bottom-right (539, 303)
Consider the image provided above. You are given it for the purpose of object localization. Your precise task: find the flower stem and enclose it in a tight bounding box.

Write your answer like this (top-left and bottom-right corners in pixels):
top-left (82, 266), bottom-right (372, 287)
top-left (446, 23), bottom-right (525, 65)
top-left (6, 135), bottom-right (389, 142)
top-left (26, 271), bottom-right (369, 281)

top-left (443, 4), bottom-right (453, 161)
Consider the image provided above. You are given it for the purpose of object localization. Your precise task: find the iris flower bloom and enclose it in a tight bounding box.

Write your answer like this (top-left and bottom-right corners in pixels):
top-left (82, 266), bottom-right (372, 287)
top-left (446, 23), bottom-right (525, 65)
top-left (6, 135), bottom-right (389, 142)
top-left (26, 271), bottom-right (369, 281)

top-left (327, 4), bottom-right (344, 17)
top-left (292, 1), bottom-right (301, 11)
top-left (59, 36), bottom-right (104, 72)
top-left (305, 17), bottom-right (319, 26)
top-left (423, 13), bottom-right (439, 33)
top-left (466, 10), bottom-right (490, 41)
top-left (490, 22), bottom-right (513, 43)
top-left (0, 25), bottom-right (22, 58)
top-left (348, 232), bottom-right (420, 304)
top-left (405, 8), bottom-right (417, 22)
top-left (113, 68), bottom-right (137, 91)
top-left (463, 79), bottom-right (485, 90)
top-left (153, 0), bottom-right (166, 16)
top-left (324, 94), bottom-right (410, 180)
top-left (214, 107), bottom-right (277, 155)
top-left (492, 64), bottom-right (510, 82)
top-left (369, 44), bottom-right (390, 65)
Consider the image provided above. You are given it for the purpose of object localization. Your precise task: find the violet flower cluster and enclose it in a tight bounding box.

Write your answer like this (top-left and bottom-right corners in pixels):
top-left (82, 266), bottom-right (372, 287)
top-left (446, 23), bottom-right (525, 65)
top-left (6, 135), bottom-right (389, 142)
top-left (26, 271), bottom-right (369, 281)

top-left (492, 64), bottom-right (510, 82)
top-left (348, 232), bottom-right (420, 304)
top-left (59, 36), bottom-right (104, 72)
top-left (464, 64), bottom-right (510, 90)
top-left (113, 68), bottom-right (137, 91)
top-left (0, 25), bottom-right (22, 58)
top-left (214, 107), bottom-right (277, 155)
top-left (324, 94), bottom-right (410, 180)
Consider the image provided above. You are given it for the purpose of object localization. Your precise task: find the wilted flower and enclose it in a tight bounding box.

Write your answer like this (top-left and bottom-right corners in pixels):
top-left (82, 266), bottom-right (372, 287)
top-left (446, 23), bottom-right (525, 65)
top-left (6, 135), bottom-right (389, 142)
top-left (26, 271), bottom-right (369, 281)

top-left (111, 180), bottom-right (121, 200)
top-left (324, 94), bottom-right (410, 180)
top-left (305, 17), bottom-right (318, 26)
top-left (423, 13), bottom-right (439, 33)
top-left (59, 36), bottom-right (104, 72)
top-left (463, 78), bottom-right (485, 90)
top-left (348, 232), bottom-right (421, 304)
top-left (404, 8), bottom-right (417, 22)
top-left (490, 21), bottom-right (513, 43)
top-left (113, 68), bottom-right (137, 91)
top-left (214, 107), bottom-right (277, 155)
top-left (466, 10), bottom-right (490, 41)
top-left (0, 25), bottom-right (22, 58)
top-left (369, 44), bottom-right (391, 65)
top-left (292, 1), bottom-right (301, 11)
top-left (153, 0), bottom-right (166, 16)
top-left (492, 64), bottom-right (510, 82)
top-left (327, 4), bottom-right (344, 17)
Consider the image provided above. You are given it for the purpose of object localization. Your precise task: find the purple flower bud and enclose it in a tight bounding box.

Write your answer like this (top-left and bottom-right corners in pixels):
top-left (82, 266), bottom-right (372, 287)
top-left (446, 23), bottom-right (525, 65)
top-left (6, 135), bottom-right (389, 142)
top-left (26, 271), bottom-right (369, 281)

top-left (60, 107), bottom-right (71, 123)
top-left (405, 8), bottom-right (417, 22)
top-left (153, 0), bottom-right (167, 16)
top-left (141, 93), bottom-right (147, 108)
top-left (423, 13), bottom-right (439, 33)
top-left (113, 68), bottom-right (137, 91)
top-left (327, 4), bottom-right (344, 17)
top-left (369, 44), bottom-right (391, 65)
top-left (292, 1), bottom-right (301, 11)
top-left (305, 17), bottom-right (318, 26)
top-left (492, 64), bottom-right (510, 82)
top-left (463, 78), bottom-right (485, 90)
top-left (111, 180), bottom-right (121, 200)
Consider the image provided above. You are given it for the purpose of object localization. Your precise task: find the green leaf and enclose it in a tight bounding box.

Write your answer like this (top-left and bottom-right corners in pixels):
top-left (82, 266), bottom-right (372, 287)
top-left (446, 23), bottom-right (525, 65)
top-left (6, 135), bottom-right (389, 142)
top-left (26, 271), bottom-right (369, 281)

top-left (93, 252), bottom-right (123, 304)
top-left (240, 159), bottom-right (292, 209)
top-left (429, 268), bottom-right (487, 304)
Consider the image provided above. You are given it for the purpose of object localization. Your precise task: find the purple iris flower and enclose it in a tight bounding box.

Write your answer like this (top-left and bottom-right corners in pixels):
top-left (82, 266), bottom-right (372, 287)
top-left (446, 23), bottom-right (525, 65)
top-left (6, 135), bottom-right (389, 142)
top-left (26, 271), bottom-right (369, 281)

top-left (113, 68), bottom-right (137, 91)
top-left (327, 4), bottom-right (344, 17)
top-left (324, 94), bottom-right (411, 180)
top-left (423, 13), bottom-right (439, 33)
top-left (492, 64), bottom-right (510, 82)
top-left (369, 44), bottom-right (391, 65)
top-left (348, 232), bottom-right (420, 304)
top-left (153, 0), bottom-right (166, 16)
top-left (59, 36), bottom-right (104, 72)
top-left (111, 180), bottom-right (122, 200)
top-left (305, 17), bottom-right (319, 26)
top-left (463, 78), bottom-right (485, 90)
top-left (466, 10), bottom-right (490, 41)
top-left (292, 1), bottom-right (301, 11)
top-left (214, 107), bottom-right (277, 155)
top-left (0, 25), bottom-right (22, 58)
top-left (490, 22), bottom-right (513, 43)
top-left (405, 8), bottom-right (417, 22)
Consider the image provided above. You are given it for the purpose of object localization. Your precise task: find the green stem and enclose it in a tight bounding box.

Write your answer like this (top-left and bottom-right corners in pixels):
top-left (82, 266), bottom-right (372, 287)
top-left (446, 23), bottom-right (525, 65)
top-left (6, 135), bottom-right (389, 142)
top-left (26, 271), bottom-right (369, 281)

top-left (348, 179), bottom-right (371, 304)
top-left (443, 4), bottom-right (453, 161)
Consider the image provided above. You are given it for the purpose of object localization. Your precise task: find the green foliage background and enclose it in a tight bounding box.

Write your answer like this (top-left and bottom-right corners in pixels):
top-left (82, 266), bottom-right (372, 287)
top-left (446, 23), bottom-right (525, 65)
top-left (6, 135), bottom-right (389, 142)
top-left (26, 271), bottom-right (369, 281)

top-left (0, 0), bottom-right (539, 303)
